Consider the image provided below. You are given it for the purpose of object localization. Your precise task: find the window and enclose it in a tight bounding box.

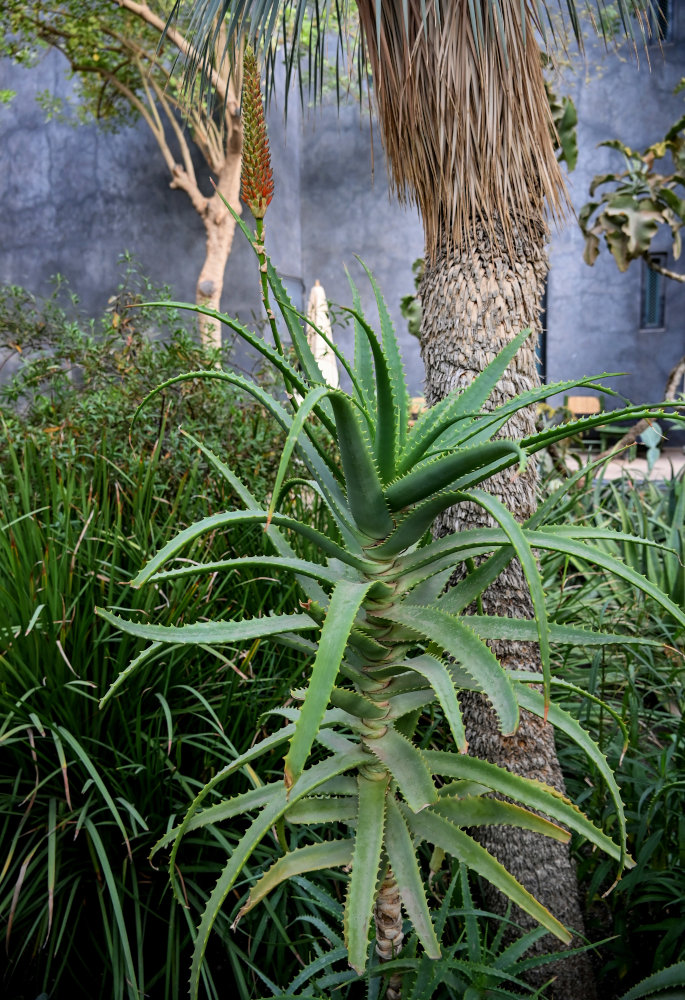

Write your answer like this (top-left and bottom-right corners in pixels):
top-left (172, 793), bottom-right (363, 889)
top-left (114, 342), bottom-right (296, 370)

top-left (641, 256), bottom-right (666, 329)
top-left (648, 0), bottom-right (673, 42)
top-left (536, 282), bottom-right (547, 382)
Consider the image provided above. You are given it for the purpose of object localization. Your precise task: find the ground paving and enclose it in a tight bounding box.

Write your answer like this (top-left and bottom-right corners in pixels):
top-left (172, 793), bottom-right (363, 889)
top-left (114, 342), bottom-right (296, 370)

top-left (597, 447), bottom-right (685, 481)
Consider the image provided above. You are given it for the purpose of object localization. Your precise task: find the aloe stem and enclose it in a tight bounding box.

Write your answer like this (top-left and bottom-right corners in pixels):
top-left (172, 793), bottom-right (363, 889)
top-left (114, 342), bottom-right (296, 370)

top-left (255, 217), bottom-right (284, 356)
top-left (374, 866), bottom-right (404, 1000)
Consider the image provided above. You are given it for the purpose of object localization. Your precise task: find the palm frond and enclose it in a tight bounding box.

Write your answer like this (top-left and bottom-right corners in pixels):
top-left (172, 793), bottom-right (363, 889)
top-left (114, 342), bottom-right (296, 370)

top-left (169, 0), bottom-right (654, 252)
top-left (357, 0), bottom-right (567, 253)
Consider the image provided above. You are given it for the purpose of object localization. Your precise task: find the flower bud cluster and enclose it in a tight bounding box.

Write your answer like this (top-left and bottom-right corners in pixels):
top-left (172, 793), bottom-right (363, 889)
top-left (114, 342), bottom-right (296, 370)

top-left (241, 46), bottom-right (274, 220)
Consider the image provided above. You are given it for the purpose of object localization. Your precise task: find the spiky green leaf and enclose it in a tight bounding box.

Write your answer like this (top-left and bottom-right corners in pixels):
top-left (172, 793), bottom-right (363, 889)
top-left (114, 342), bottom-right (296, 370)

top-left (237, 839), bottom-right (355, 924)
top-left (329, 395), bottom-right (394, 539)
top-left (384, 441), bottom-right (524, 511)
top-left (401, 654), bottom-right (467, 752)
top-left (382, 605), bottom-right (518, 735)
top-left (189, 748), bottom-right (368, 1000)
top-left (384, 795), bottom-right (441, 959)
top-left (344, 774), bottom-right (388, 972)
top-left (284, 580), bottom-right (372, 788)
top-left (432, 795), bottom-right (570, 842)
top-left (405, 807), bottom-right (571, 943)
top-left (365, 726), bottom-right (437, 813)
top-left (422, 749), bottom-right (626, 864)
top-left (463, 488), bottom-right (551, 712)
top-left (357, 259), bottom-right (410, 466)
top-left (399, 327), bottom-right (532, 473)
top-left (96, 607), bottom-right (317, 647)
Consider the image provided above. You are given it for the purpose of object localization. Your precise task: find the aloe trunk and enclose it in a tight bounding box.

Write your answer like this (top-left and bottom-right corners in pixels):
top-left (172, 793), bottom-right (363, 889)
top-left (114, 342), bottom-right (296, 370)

top-left (374, 868), bottom-right (404, 1000)
top-left (420, 225), bottom-right (598, 999)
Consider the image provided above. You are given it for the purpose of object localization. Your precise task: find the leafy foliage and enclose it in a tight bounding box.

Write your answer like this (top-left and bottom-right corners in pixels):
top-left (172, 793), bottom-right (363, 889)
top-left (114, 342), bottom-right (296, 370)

top-left (0, 0), bottom-right (237, 135)
top-left (0, 271), bottom-right (312, 997)
top-left (101, 203), bottom-right (685, 997)
top-left (580, 78), bottom-right (685, 279)
top-left (545, 73), bottom-right (578, 172)
top-left (0, 262), bottom-right (284, 506)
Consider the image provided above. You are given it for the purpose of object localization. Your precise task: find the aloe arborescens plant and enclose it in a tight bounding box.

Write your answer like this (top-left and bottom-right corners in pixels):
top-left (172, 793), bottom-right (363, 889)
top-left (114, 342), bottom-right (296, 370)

top-left (97, 63), bottom-right (685, 998)
top-left (97, 241), bottom-right (685, 998)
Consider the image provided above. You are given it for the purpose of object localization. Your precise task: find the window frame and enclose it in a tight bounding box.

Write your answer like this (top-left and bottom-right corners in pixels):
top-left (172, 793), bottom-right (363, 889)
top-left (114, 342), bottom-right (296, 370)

top-left (640, 255), bottom-right (667, 330)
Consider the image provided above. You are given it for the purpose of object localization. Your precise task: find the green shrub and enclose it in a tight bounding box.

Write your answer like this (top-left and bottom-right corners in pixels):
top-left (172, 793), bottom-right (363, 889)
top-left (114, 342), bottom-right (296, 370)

top-left (0, 261), bottom-right (283, 507)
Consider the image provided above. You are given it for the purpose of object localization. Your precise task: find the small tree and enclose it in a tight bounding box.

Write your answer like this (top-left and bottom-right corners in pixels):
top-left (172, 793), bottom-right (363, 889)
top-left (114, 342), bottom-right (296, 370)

top-left (580, 78), bottom-right (685, 283)
top-left (0, 0), bottom-right (244, 347)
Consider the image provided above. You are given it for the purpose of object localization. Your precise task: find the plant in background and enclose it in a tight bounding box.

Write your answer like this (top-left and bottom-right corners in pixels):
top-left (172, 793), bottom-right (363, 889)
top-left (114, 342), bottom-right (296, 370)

top-left (0, 0), bottom-right (246, 346)
top-left (0, 261), bottom-right (285, 509)
top-left (251, 864), bottom-right (597, 999)
top-left (97, 186), bottom-right (685, 998)
top-left (579, 78), bottom-right (685, 281)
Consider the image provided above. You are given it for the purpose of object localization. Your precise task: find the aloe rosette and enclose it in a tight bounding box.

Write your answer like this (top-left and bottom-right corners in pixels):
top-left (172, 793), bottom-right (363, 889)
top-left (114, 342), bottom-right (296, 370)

top-left (97, 211), bottom-right (685, 996)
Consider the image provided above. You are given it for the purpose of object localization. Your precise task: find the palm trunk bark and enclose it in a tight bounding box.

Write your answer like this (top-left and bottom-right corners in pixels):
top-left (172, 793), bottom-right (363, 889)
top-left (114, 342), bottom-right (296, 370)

top-left (420, 222), bottom-right (597, 1000)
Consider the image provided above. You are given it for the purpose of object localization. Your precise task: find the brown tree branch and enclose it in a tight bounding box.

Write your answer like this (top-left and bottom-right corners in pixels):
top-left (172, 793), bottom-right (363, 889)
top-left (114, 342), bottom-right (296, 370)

top-left (113, 0), bottom-right (237, 110)
top-left (647, 255), bottom-right (685, 284)
top-left (145, 70), bottom-right (201, 184)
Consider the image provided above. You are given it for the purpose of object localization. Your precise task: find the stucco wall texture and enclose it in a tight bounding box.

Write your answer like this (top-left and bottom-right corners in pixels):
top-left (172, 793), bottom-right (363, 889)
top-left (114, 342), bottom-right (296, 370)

top-left (1, 22), bottom-right (684, 406)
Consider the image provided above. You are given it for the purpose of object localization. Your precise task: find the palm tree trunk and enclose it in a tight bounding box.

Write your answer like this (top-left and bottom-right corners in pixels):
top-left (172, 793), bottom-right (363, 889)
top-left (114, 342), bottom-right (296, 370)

top-left (420, 221), bottom-right (598, 1000)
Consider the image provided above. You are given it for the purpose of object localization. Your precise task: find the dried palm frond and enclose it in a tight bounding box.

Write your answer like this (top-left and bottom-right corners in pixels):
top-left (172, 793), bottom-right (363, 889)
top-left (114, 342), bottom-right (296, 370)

top-left (357, 0), bottom-right (568, 256)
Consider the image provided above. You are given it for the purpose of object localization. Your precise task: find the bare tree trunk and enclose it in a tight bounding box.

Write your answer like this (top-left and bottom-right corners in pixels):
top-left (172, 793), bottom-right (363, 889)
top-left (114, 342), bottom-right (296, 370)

top-left (420, 222), bottom-right (597, 1000)
top-left (194, 134), bottom-right (243, 350)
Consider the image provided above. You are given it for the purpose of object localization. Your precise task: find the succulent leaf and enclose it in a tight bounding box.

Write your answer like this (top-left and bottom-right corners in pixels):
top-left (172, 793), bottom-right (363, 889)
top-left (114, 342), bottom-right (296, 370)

top-left (384, 441), bottom-right (524, 511)
top-left (329, 395), bottom-right (394, 539)
top-left (344, 774), bottom-right (388, 972)
top-left (365, 727), bottom-right (438, 813)
top-left (382, 605), bottom-right (519, 736)
top-left (405, 806), bottom-right (572, 944)
top-left (284, 580), bottom-right (373, 788)
top-left (384, 795), bottom-right (441, 959)
top-left (236, 839), bottom-right (355, 925)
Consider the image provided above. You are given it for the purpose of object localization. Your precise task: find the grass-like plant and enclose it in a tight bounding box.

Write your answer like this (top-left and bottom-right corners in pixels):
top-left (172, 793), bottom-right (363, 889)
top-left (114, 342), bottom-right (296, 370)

top-left (0, 432), bottom-right (309, 1000)
top-left (539, 470), bottom-right (685, 996)
top-left (97, 204), bottom-right (685, 997)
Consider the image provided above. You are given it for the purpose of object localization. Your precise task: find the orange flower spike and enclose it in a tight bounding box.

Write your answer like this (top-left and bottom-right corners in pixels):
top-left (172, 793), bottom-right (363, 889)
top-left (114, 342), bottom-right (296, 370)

top-left (241, 46), bottom-right (274, 220)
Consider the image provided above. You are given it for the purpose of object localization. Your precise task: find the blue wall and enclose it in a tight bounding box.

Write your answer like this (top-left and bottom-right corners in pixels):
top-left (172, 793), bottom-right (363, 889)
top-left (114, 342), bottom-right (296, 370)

top-left (546, 13), bottom-right (685, 410)
top-left (1, 22), bottom-right (684, 406)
